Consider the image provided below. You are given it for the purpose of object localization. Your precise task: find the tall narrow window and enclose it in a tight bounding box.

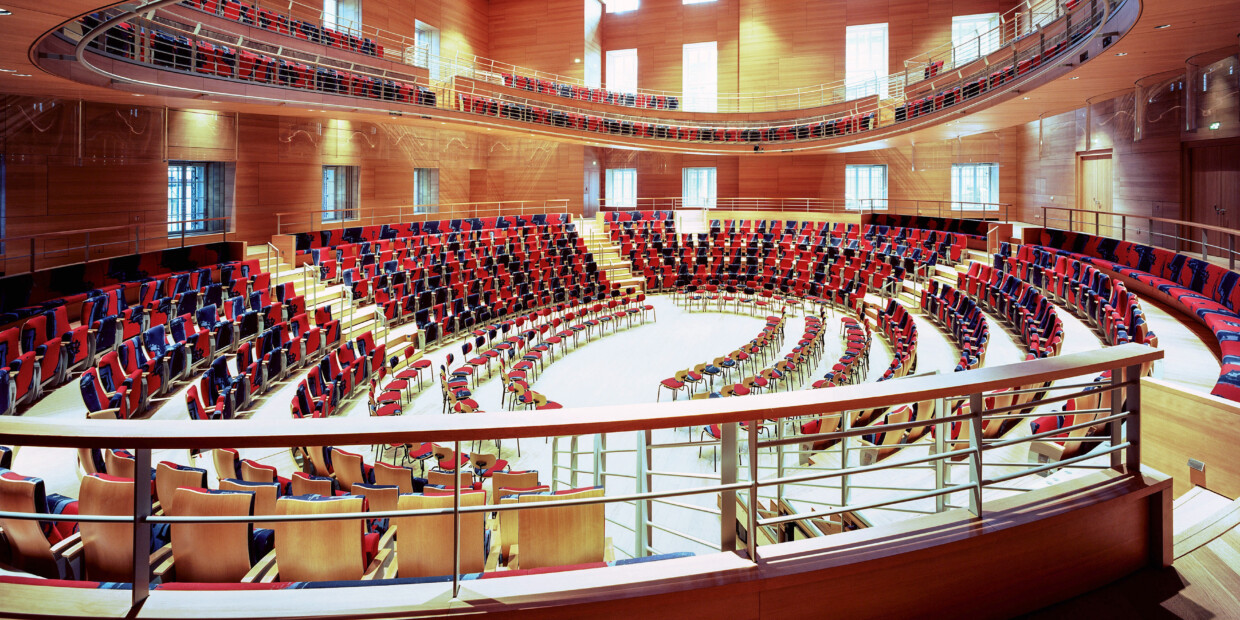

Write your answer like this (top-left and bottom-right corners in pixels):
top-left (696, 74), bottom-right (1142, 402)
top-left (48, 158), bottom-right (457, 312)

top-left (605, 49), bottom-right (638, 94)
top-left (322, 165), bottom-right (359, 222)
top-left (682, 41), bottom-right (718, 112)
top-left (606, 0), bottom-right (639, 13)
top-left (323, 0), bottom-right (361, 35)
top-left (682, 167), bottom-right (716, 208)
top-left (413, 21), bottom-right (440, 79)
top-left (845, 23), bottom-right (888, 99)
top-left (414, 168), bottom-right (439, 214)
top-left (844, 165), bottom-right (888, 210)
top-left (168, 161), bottom-right (226, 235)
top-left (605, 168), bottom-right (637, 207)
top-left (951, 163), bottom-right (1000, 209)
top-left (952, 14), bottom-right (1001, 66)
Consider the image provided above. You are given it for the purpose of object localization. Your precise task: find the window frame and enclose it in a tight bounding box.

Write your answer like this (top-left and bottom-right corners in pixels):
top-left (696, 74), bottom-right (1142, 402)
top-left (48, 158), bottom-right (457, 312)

top-left (844, 164), bottom-right (888, 211)
top-left (605, 168), bottom-right (638, 208)
top-left (682, 41), bottom-right (718, 113)
top-left (950, 163), bottom-right (1000, 210)
top-left (845, 23), bottom-right (889, 100)
top-left (322, 165), bottom-right (360, 223)
top-left (605, 0), bottom-right (639, 14)
top-left (413, 21), bottom-right (440, 78)
top-left (167, 161), bottom-right (226, 236)
top-left (682, 167), bottom-right (717, 209)
top-left (323, 0), bottom-right (361, 36)
top-left (951, 13), bottom-right (1002, 67)
top-left (605, 48), bottom-right (638, 95)
top-left (413, 168), bottom-right (440, 214)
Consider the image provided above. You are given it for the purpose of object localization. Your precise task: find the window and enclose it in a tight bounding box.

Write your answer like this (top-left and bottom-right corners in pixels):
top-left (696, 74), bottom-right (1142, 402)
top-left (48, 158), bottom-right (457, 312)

top-left (323, 0), bottom-right (361, 35)
top-left (682, 167), bottom-right (716, 209)
top-left (952, 14), bottom-right (1001, 66)
top-left (605, 49), bottom-right (638, 94)
top-left (322, 165), bottom-right (359, 222)
top-left (683, 41), bottom-right (718, 112)
top-left (951, 163), bottom-right (1000, 209)
top-left (845, 23), bottom-right (888, 99)
top-left (606, 0), bottom-right (639, 13)
top-left (606, 168), bottom-right (637, 207)
top-left (413, 168), bottom-right (439, 214)
top-left (844, 165), bottom-right (888, 210)
top-left (167, 161), bottom-right (226, 235)
top-left (412, 21), bottom-right (440, 78)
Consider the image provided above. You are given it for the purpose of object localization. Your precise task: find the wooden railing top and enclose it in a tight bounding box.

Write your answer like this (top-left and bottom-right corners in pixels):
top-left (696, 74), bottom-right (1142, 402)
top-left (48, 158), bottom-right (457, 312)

top-left (0, 344), bottom-right (1162, 451)
top-left (1042, 206), bottom-right (1237, 237)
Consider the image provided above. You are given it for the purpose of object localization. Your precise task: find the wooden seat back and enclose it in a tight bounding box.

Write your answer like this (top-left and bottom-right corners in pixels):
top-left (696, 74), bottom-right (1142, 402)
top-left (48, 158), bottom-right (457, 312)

top-left (393, 492), bottom-right (485, 577)
top-left (331, 449), bottom-right (368, 489)
top-left (169, 487), bottom-right (254, 582)
top-left (373, 463), bottom-right (415, 493)
top-left (291, 473), bottom-right (333, 496)
top-left (516, 488), bottom-right (605, 569)
top-left (492, 471), bottom-right (540, 492)
top-left (220, 479), bottom-right (279, 515)
top-left (0, 473), bottom-right (58, 578)
top-left (350, 483), bottom-right (399, 513)
top-left (273, 495), bottom-right (365, 582)
top-left (240, 460), bottom-right (275, 484)
top-left (427, 469), bottom-right (472, 489)
top-left (304, 446), bottom-right (332, 477)
top-left (212, 449), bottom-right (238, 482)
top-left (155, 463), bottom-right (206, 514)
top-left (104, 450), bottom-right (136, 479)
top-left (79, 474), bottom-right (136, 582)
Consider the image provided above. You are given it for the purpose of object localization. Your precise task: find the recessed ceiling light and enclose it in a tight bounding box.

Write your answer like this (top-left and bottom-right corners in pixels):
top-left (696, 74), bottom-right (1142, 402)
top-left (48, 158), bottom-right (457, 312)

top-left (574, 58), bottom-right (581, 63)
top-left (132, 93), bottom-right (144, 96)
top-left (1154, 24), bottom-right (1170, 29)
top-left (12, 73), bottom-right (31, 77)
top-left (1022, 96), bottom-right (1030, 100)
top-left (0, 8), bottom-right (11, 16)
top-left (1115, 52), bottom-right (1128, 57)
top-left (1070, 76), bottom-right (1079, 80)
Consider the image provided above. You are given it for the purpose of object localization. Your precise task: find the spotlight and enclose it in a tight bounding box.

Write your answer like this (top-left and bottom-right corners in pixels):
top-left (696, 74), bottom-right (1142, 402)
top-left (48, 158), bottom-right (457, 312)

top-left (0, 8), bottom-right (11, 15)
top-left (1154, 24), bottom-right (1170, 29)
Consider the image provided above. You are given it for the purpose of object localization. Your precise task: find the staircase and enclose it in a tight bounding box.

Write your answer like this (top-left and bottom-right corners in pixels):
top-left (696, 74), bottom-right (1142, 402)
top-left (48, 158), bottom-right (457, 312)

top-left (577, 217), bottom-right (646, 294)
top-left (246, 245), bottom-right (416, 361)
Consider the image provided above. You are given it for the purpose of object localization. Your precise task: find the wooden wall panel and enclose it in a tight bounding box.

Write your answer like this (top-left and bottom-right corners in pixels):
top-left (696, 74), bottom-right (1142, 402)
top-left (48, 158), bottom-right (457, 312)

top-left (490, 0), bottom-right (586, 81)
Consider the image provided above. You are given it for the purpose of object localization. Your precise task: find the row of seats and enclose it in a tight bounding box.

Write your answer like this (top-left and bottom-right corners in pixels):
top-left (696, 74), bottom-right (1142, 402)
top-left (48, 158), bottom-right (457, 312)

top-left (83, 18), bottom-right (432, 107)
top-left (958, 261), bottom-right (1065, 357)
top-left (874, 299), bottom-right (919, 382)
top-left (921, 280), bottom-right (989, 371)
top-left (2, 259), bottom-right (268, 416)
top-left (177, 0), bottom-right (384, 58)
top-left (661, 310), bottom-right (787, 401)
top-left (499, 73), bottom-right (680, 111)
top-left (457, 93), bottom-right (877, 144)
top-left (293, 214), bottom-right (573, 252)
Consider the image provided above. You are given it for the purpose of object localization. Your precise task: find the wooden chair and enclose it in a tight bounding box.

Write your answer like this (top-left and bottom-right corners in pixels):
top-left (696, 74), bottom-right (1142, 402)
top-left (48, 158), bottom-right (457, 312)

top-left (427, 469), bottom-right (473, 490)
top-left (469, 452), bottom-right (509, 481)
top-left (240, 460), bottom-right (289, 492)
top-left (373, 462), bottom-right (420, 494)
top-left (494, 483), bottom-right (550, 563)
top-left (330, 447), bottom-right (374, 489)
top-left (79, 474), bottom-right (166, 582)
top-left (350, 483), bottom-right (400, 514)
top-left (155, 487), bottom-right (257, 583)
top-left (245, 494), bottom-right (387, 583)
top-left (290, 471), bottom-right (335, 496)
top-left (513, 487), bottom-right (606, 570)
top-left (431, 446), bottom-right (469, 473)
top-left (104, 450), bottom-right (137, 479)
top-left (220, 479), bottom-right (279, 515)
top-left (0, 470), bottom-right (82, 579)
top-left (390, 491), bottom-right (486, 578)
top-left (154, 462), bottom-right (208, 515)
top-left (212, 448), bottom-right (241, 483)
top-left (303, 445), bottom-right (334, 478)
top-left (491, 471), bottom-right (541, 493)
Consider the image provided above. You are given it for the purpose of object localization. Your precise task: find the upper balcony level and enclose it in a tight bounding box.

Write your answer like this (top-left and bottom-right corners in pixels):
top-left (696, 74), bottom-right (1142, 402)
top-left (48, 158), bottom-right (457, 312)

top-left (31, 0), bottom-right (1141, 153)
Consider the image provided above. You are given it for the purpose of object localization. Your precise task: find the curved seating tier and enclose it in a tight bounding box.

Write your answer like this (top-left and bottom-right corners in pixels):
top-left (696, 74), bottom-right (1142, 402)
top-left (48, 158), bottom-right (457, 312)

top-left (920, 280), bottom-right (989, 371)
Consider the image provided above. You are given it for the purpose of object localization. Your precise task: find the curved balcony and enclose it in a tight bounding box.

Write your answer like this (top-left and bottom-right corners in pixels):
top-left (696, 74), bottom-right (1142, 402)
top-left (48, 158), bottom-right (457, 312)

top-left (0, 343), bottom-right (1170, 618)
top-left (33, 0), bottom-right (1136, 153)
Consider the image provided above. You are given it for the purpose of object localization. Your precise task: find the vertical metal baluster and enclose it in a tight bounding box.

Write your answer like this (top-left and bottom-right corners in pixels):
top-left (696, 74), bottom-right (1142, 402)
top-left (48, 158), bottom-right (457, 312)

top-left (840, 410), bottom-right (851, 507)
top-left (132, 448), bottom-right (152, 606)
top-left (634, 430), bottom-right (649, 557)
top-left (746, 421), bottom-right (759, 561)
top-left (1125, 364), bottom-right (1143, 470)
top-left (968, 393), bottom-right (985, 517)
top-left (452, 440), bottom-right (461, 598)
top-left (934, 396), bottom-right (947, 513)
top-left (720, 422), bottom-right (737, 553)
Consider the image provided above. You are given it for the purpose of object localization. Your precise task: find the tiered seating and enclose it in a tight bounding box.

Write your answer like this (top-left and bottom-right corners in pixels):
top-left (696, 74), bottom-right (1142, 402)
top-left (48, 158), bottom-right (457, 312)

top-left (920, 280), bottom-right (989, 371)
top-left (500, 73), bottom-right (679, 111)
top-left (664, 313), bottom-right (786, 400)
top-left (458, 92), bottom-right (877, 144)
top-left (177, 0), bottom-right (385, 58)
top-left (297, 215), bottom-right (610, 349)
top-left (816, 314), bottom-right (870, 386)
top-left (874, 300), bottom-right (919, 380)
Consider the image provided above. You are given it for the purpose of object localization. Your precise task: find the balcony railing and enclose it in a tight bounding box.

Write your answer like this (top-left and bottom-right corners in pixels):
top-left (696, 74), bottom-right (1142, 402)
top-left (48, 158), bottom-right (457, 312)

top-left (273, 200), bottom-right (571, 236)
top-left (1040, 206), bottom-right (1240, 269)
top-left (0, 343), bottom-right (1161, 613)
top-left (601, 198), bottom-right (1012, 222)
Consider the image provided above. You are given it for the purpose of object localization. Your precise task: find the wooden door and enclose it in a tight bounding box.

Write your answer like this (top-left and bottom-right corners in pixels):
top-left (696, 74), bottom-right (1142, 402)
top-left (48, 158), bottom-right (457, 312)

top-left (1077, 153), bottom-right (1113, 236)
top-left (1188, 142), bottom-right (1240, 260)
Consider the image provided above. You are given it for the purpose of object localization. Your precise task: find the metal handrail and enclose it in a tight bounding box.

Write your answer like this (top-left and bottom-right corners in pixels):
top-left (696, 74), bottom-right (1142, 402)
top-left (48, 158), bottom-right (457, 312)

top-left (598, 197), bottom-right (1012, 222)
top-left (273, 199), bottom-right (572, 236)
top-left (0, 216), bottom-right (234, 277)
top-left (1040, 205), bottom-right (1240, 270)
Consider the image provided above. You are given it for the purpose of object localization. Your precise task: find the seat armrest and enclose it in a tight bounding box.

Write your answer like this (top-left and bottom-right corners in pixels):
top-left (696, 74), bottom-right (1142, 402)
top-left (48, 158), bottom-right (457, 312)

top-left (485, 538), bottom-right (501, 572)
top-left (50, 532), bottom-right (83, 562)
top-left (377, 524), bottom-right (397, 551)
top-left (508, 544), bottom-right (519, 570)
top-left (242, 548), bottom-right (279, 583)
top-left (152, 542), bottom-right (176, 579)
top-left (603, 537), bottom-right (614, 563)
top-left (362, 547), bottom-right (393, 580)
